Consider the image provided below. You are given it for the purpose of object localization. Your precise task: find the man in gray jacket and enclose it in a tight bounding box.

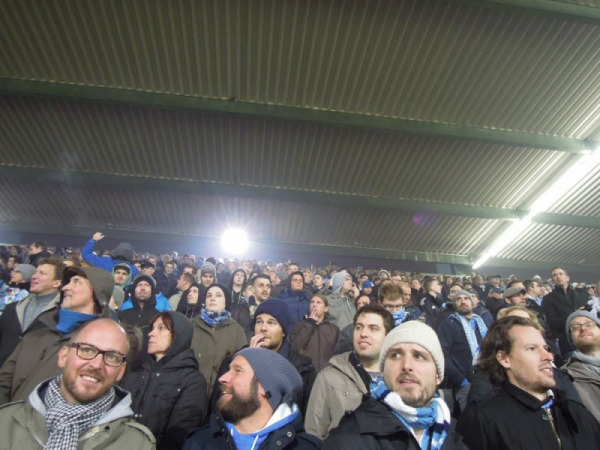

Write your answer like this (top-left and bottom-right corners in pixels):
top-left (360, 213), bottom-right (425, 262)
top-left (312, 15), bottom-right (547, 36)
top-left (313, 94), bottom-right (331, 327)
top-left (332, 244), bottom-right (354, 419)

top-left (561, 310), bottom-right (600, 423)
top-left (305, 305), bottom-right (393, 439)
top-left (0, 318), bottom-right (155, 449)
top-left (326, 270), bottom-right (359, 330)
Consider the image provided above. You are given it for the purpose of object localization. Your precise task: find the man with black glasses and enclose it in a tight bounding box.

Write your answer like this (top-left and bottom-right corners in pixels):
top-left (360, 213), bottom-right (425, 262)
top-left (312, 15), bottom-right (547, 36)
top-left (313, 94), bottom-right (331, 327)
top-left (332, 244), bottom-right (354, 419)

top-left (0, 318), bottom-right (155, 448)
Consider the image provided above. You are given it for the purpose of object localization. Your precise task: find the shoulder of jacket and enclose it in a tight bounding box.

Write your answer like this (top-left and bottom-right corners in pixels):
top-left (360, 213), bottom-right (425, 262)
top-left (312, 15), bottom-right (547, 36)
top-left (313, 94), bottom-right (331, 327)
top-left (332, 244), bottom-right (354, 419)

top-left (0, 400), bottom-right (26, 411)
top-left (123, 419), bottom-right (156, 443)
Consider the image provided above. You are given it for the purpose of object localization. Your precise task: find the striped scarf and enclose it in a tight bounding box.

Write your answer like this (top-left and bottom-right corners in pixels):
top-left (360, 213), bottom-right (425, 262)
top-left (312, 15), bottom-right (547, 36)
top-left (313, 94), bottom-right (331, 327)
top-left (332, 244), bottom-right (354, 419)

top-left (200, 307), bottom-right (232, 327)
top-left (450, 312), bottom-right (487, 365)
top-left (370, 376), bottom-right (450, 450)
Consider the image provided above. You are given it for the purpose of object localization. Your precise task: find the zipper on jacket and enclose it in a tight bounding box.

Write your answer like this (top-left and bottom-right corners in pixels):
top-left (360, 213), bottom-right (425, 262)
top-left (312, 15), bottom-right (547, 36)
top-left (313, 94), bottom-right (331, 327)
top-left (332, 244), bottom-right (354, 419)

top-left (543, 407), bottom-right (561, 450)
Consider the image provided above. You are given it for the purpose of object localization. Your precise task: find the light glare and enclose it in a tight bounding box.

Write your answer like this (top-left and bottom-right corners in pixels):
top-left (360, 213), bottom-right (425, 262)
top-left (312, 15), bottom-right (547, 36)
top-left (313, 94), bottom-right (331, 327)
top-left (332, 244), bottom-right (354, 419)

top-left (221, 228), bottom-right (249, 255)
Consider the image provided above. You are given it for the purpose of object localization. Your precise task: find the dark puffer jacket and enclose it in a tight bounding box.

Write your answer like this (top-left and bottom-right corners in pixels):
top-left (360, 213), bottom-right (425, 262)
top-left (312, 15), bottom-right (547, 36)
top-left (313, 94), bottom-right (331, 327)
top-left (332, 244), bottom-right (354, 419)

top-left (121, 311), bottom-right (208, 450)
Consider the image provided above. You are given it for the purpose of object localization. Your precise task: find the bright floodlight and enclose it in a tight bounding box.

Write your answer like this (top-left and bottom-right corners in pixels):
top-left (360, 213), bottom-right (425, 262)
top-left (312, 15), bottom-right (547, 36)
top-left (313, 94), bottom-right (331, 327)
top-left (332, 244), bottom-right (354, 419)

top-left (221, 228), bottom-right (249, 255)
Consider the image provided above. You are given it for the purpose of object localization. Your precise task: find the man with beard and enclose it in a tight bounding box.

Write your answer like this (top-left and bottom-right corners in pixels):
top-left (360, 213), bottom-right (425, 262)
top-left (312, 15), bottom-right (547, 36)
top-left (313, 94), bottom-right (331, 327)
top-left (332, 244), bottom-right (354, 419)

top-left (458, 317), bottom-right (600, 449)
top-left (118, 274), bottom-right (161, 330)
top-left (324, 321), bottom-right (467, 449)
top-left (438, 289), bottom-right (487, 414)
top-left (0, 318), bottom-right (155, 448)
top-left (183, 347), bottom-right (320, 449)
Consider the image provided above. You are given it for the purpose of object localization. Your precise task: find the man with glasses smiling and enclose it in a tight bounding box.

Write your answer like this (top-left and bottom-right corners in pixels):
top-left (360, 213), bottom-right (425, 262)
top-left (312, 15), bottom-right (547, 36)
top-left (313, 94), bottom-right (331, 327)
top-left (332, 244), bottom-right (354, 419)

top-left (0, 318), bottom-right (155, 448)
top-left (562, 311), bottom-right (600, 423)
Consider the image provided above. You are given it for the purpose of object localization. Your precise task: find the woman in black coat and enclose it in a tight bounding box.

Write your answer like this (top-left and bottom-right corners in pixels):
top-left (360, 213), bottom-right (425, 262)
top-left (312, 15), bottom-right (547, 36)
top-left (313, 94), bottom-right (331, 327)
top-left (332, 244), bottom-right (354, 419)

top-left (121, 311), bottom-right (208, 450)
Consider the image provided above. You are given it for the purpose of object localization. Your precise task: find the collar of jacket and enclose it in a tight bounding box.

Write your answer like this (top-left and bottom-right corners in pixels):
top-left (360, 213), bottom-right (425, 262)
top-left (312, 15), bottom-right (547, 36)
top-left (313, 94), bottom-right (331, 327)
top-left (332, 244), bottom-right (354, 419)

top-left (350, 396), bottom-right (413, 437)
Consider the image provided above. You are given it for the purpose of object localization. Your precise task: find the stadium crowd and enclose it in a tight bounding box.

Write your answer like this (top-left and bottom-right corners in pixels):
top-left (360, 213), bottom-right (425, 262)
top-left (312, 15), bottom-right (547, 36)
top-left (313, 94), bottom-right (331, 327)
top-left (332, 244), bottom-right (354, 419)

top-left (0, 234), bottom-right (599, 449)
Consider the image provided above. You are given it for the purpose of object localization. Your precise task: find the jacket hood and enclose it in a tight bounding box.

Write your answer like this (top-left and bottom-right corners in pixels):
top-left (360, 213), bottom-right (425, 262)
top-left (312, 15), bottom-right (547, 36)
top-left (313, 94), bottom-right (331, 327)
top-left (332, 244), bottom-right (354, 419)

top-left (286, 271), bottom-right (304, 290)
top-left (159, 311), bottom-right (194, 364)
top-left (331, 270), bottom-right (350, 295)
top-left (61, 266), bottom-right (115, 312)
top-left (130, 274), bottom-right (157, 309)
top-left (29, 378), bottom-right (134, 425)
top-left (110, 242), bottom-right (135, 263)
top-left (112, 263), bottom-right (133, 288)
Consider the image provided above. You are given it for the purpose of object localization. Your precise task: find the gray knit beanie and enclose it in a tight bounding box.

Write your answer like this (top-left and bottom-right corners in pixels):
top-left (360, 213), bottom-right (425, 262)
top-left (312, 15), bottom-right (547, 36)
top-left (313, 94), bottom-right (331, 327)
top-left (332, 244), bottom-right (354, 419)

top-left (565, 310), bottom-right (600, 346)
top-left (200, 262), bottom-right (216, 276)
top-left (235, 347), bottom-right (302, 411)
top-left (379, 320), bottom-right (445, 379)
top-left (15, 264), bottom-right (36, 282)
top-left (452, 289), bottom-right (473, 302)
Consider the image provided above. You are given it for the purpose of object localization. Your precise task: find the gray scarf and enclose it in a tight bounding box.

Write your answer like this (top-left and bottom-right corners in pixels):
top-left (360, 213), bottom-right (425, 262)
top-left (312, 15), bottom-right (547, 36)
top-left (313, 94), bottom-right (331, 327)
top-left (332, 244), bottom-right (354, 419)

top-left (572, 351), bottom-right (600, 377)
top-left (44, 375), bottom-right (115, 450)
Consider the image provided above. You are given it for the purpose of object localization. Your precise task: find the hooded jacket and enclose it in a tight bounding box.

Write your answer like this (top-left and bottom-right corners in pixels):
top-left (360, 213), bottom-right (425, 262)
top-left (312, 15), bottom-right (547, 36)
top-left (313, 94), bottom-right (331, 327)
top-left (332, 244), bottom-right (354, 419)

top-left (276, 271), bottom-right (311, 326)
top-left (182, 403), bottom-right (320, 450)
top-left (0, 380), bottom-right (155, 449)
top-left (121, 312), bottom-right (208, 450)
top-left (561, 358), bottom-right (600, 423)
top-left (81, 239), bottom-right (139, 278)
top-left (326, 271), bottom-right (356, 330)
top-left (290, 317), bottom-right (339, 372)
top-left (0, 268), bottom-right (113, 405)
top-left (118, 275), bottom-right (160, 330)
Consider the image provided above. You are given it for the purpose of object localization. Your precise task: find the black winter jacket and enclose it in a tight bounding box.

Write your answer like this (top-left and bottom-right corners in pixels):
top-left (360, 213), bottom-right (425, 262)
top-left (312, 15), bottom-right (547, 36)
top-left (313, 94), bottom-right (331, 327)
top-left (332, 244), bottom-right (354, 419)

top-left (541, 286), bottom-right (589, 355)
top-left (120, 312), bottom-right (208, 450)
top-left (457, 382), bottom-right (600, 450)
top-left (324, 396), bottom-right (467, 450)
top-left (182, 410), bottom-right (321, 450)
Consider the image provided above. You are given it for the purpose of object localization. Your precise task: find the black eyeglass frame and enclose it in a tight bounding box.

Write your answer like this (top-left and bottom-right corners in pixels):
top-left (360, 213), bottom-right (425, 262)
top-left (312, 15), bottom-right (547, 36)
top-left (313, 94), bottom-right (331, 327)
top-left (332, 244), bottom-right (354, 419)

top-left (68, 342), bottom-right (127, 367)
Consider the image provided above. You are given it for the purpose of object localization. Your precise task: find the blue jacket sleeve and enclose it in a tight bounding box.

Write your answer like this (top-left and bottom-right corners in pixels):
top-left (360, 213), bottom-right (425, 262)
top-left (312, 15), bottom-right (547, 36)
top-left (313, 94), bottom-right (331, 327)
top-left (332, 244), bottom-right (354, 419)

top-left (81, 239), bottom-right (114, 272)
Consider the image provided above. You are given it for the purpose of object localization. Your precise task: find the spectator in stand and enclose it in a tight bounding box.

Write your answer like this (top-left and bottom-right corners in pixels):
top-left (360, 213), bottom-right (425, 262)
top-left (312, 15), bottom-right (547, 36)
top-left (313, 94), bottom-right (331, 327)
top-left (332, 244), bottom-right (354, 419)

top-left (228, 268), bottom-right (248, 306)
top-left (360, 280), bottom-right (376, 303)
top-left (542, 267), bottom-right (590, 359)
top-left (25, 241), bottom-right (51, 267)
top-left (419, 277), bottom-right (446, 330)
top-left (307, 305), bottom-right (393, 439)
top-left (0, 263), bottom-right (35, 313)
top-left (290, 293), bottom-right (340, 372)
top-left (458, 316), bottom-right (600, 449)
top-left (177, 283), bottom-right (202, 318)
top-left (277, 271), bottom-right (312, 326)
top-left (190, 283), bottom-right (247, 396)
top-left (561, 311), bottom-right (600, 423)
top-left (183, 347), bottom-right (320, 450)
top-left (81, 232), bottom-right (139, 279)
top-left (168, 271), bottom-right (195, 310)
top-left (327, 270), bottom-right (359, 330)
top-left (0, 257), bottom-right (65, 367)
top-left (119, 274), bottom-right (164, 330)
top-left (121, 311), bottom-right (207, 449)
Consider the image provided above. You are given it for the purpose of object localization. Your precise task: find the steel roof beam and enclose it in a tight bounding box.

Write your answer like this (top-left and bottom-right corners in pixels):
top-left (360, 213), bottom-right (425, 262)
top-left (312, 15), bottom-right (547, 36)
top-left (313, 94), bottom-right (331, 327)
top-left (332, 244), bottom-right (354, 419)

top-left (1, 165), bottom-right (598, 230)
top-left (0, 78), bottom-right (594, 153)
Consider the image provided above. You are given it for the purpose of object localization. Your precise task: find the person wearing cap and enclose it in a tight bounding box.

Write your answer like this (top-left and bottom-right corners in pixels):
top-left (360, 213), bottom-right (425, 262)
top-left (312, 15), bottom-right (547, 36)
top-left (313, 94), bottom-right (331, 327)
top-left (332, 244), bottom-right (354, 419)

top-left (360, 279), bottom-right (377, 303)
top-left (561, 311), bottom-right (600, 422)
top-left (542, 267), bottom-right (590, 359)
top-left (438, 289), bottom-right (488, 414)
top-left (326, 270), bottom-right (359, 330)
top-left (198, 262), bottom-right (216, 293)
top-left (183, 347), bottom-right (320, 449)
top-left (81, 231), bottom-right (139, 278)
top-left (248, 299), bottom-right (316, 414)
top-left (457, 316), bottom-right (600, 449)
top-left (324, 321), bottom-right (467, 449)
top-left (0, 318), bottom-right (156, 449)
top-left (306, 305), bottom-right (394, 440)
top-left (119, 274), bottom-right (165, 330)
top-left (0, 266), bottom-right (114, 404)
top-left (0, 257), bottom-right (66, 367)
top-left (0, 263), bottom-right (35, 312)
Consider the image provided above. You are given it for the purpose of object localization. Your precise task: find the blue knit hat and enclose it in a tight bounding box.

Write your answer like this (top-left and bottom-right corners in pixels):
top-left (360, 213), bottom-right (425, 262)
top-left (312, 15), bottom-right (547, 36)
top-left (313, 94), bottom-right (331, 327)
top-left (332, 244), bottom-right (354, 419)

top-left (235, 347), bottom-right (302, 411)
top-left (254, 298), bottom-right (293, 337)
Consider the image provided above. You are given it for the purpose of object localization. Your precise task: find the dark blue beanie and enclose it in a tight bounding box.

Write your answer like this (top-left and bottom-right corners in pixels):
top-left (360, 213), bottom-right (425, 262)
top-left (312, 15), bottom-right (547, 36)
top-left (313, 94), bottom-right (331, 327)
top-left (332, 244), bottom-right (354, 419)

top-left (254, 298), bottom-right (293, 337)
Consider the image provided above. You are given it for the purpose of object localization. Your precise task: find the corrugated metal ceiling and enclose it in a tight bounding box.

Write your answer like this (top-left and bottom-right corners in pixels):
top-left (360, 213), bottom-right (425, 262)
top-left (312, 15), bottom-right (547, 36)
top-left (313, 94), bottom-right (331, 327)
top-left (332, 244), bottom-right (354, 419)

top-left (1, 0), bottom-right (600, 272)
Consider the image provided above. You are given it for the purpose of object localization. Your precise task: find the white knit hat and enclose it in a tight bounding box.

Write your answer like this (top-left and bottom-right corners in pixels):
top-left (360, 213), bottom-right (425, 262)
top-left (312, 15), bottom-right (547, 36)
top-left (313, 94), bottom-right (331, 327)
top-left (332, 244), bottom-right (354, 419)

top-left (379, 320), bottom-right (445, 379)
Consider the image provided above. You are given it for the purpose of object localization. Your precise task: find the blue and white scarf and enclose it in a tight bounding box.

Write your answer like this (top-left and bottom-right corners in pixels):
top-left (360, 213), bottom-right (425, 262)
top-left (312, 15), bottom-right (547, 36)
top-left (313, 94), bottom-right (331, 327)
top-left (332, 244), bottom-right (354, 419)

top-left (450, 312), bottom-right (487, 365)
top-left (391, 309), bottom-right (408, 327)
top-left (370, 376), bottom-right (450, 450)
top-left (199, 307), bottom-right (231, 328)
